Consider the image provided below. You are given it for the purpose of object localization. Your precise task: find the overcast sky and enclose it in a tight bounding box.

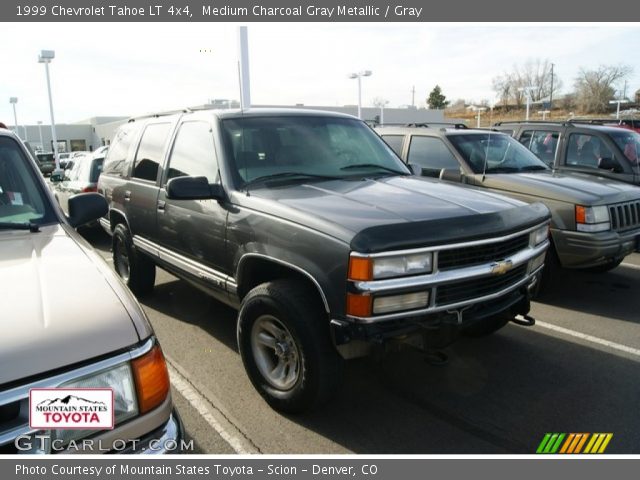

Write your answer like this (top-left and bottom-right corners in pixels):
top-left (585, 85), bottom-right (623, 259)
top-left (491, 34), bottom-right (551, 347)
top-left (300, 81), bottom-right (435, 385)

top-left (1, 23), bottom-right (638, 124)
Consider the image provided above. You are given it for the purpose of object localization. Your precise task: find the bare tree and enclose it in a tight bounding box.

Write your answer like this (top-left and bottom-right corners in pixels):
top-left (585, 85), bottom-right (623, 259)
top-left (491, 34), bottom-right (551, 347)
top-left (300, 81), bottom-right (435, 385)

top-left (574, 65), bottom-right (633, 113)
top-left (492, 59), bottom-right (562, 107)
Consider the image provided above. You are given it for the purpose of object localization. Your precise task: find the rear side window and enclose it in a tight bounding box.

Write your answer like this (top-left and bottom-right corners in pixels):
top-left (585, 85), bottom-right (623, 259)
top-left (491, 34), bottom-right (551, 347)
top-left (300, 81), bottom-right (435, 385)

top-left (520, 130), bottom-right (559, 166)
top-left (133, 123), bottom-right (172, 182)
top-left (566, 133), bottom-right (614, 168)
top-left (103, 123), bottom-right (138, 177)
top-left (407, 136), bottom-right (459, 170)
top-left (165, 121), bottom-right (218, 184)
top-left (381, 135), bottom-right (404, 156)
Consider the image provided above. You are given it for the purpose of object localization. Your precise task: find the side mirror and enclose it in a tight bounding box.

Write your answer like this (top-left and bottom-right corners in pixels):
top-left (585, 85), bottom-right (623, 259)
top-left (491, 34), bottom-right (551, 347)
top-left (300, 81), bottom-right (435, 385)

top-left (166, 176), bottom-right (224, 201)
top-left (67, 193), bottom-right (108, 228)
top-left (407, 163), bottom-right (422, 176)
top-left (50, 171), bottom-right (64, 182)
top-left (598, 157), bottom-right (623, 173)
top-left (439, 168), bottom-right (463, 183)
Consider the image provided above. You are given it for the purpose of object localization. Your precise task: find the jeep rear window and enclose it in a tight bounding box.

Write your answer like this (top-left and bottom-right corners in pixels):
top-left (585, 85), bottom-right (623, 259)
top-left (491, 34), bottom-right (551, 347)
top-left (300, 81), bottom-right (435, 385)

top-left (609, 130), bottom-right (640, 168)
top-left (221, 116), bottom-right (409, 187)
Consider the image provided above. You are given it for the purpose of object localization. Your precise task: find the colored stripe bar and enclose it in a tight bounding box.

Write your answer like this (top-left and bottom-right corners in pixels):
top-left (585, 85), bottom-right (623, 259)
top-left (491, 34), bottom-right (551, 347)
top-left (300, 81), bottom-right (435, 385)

top-left (584, 434), bottom-right (598, 454)
top-left (567, 433), bottom-right (582, 453)
top-left (590, 433), bottom-right (606, 453)
top-left (550, 433), bottom-right (566, 453)
top-left (536, 433), bottom-right (552, 454)
top-left (560, 434), bottom-right (575, 454)
top-left (574, 433), bottom-right (589, 453)
top-left (543, 434), bottom-right (560, 454)
top-left (598, 434), bottom-right (613, 453)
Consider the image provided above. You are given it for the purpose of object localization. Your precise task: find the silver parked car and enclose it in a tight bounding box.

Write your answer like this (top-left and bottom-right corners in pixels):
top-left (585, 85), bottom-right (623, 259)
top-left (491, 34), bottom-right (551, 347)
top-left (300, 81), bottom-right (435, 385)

top-left (0, 126), bottom-right (183, 453)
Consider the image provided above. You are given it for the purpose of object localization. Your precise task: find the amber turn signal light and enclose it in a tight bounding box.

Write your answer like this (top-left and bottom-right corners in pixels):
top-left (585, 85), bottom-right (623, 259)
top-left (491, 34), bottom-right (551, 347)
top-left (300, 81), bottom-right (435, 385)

top-left (348, 256), bottom-right (373, 281)
top-left (346, 293), bottom-right (373, 317)
top-left (131, 345), bottom-right (170, 414)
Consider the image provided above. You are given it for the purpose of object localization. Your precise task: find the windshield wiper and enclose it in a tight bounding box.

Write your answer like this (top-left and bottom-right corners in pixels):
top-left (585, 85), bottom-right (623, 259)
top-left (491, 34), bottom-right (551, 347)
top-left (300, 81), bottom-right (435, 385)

top-left (486, 167), bottom-right (521, 173)
top-left (340, 163), bottom-right (408, 175)
top-left (520, 165), bottom-right (549, 171)
top-left (244, 172), bottom-right (341, 187)
top-left (0, 221), bottom-right (40, 232)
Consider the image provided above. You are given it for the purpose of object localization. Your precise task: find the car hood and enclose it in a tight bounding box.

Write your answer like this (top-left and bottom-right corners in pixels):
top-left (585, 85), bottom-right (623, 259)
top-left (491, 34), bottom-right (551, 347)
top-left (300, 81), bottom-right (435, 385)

top-left (237, 175), bottom-right (548, 252)
top-left (0, 225), bottom-right (144, 385)
top-left (483, 170), bottom-right (640, 205)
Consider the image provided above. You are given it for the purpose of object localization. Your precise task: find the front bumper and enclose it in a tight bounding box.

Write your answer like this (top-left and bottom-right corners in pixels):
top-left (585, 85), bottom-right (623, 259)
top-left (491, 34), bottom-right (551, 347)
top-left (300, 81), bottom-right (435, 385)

top-left (119, 409), bottom-right (184, 454)
top-left (552, 227), bottom-right (639, 268)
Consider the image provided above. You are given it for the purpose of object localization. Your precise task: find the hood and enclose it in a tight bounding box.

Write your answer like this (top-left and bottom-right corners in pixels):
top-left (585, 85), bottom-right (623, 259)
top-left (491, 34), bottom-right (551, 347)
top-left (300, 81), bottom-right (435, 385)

top-left (483, 171), bottom-right (640, 205)
top-left (237, 176), bottom-right (548, 252)
top-left (0, 225), bottom-right (142, 385)
top-left (243, 175), bottom-right (525, 236)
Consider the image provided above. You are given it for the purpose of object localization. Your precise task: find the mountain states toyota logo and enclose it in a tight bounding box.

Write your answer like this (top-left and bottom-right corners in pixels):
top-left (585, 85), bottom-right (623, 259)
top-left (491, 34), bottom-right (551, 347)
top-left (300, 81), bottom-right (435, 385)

top-left (29, 388), bottom-right (114, 430)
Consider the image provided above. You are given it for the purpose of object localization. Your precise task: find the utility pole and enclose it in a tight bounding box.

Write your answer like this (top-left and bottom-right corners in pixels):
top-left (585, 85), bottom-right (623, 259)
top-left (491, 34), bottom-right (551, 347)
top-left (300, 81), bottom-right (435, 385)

top-left (549, 63), bottom-right (555, 118)
top-left (411, 85), bottom-right (415, 108)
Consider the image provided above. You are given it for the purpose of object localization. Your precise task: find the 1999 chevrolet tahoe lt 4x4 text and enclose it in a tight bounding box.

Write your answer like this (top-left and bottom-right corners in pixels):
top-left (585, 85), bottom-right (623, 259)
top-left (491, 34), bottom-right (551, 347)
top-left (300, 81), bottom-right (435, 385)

top-left (98, 108), bottom-right (551, 412)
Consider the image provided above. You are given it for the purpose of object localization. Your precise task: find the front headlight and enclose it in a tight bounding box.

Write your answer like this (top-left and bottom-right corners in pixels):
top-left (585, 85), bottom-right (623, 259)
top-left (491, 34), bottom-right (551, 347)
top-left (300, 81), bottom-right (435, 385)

top-left (53, 363), bottom-right (138, 445)
top-left (349, 253), bottom-right (433, 280)
top-left (576, 205), bottom-right (610, 233)
top-left (530, 225), bottom-right (549, 246)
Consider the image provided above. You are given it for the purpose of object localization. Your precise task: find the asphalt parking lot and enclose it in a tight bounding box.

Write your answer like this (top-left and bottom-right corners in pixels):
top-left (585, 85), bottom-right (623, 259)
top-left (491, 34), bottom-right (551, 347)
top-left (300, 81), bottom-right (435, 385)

top-left (82, 228), bottom-right (640, 454)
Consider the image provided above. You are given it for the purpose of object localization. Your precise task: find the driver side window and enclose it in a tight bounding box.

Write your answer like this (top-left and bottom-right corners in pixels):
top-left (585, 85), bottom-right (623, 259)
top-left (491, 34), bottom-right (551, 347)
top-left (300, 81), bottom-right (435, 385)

top-left (407, 136), bottom-right (459, 176)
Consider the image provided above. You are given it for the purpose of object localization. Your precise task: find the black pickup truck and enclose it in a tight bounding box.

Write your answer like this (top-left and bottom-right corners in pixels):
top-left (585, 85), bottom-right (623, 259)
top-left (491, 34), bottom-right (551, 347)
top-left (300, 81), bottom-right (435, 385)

top-left (98, 108), bottom-right (550, 412)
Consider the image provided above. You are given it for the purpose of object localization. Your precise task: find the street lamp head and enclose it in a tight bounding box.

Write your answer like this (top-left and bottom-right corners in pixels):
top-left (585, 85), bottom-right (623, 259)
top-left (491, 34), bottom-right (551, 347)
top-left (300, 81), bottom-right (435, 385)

top-left (9, 97), bottom-right (18, 104)
top-left (361, 70), bottom-right (372, 77)
top-left (38, 50), bottom-right (55, 63)
top-left (348, 73), bottom-right (358, 79)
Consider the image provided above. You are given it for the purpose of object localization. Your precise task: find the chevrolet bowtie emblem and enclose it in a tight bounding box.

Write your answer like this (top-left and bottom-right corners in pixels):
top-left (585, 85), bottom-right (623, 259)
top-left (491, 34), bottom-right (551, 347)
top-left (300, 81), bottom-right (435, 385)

top-left (490, 260), bottom-right (513, 275)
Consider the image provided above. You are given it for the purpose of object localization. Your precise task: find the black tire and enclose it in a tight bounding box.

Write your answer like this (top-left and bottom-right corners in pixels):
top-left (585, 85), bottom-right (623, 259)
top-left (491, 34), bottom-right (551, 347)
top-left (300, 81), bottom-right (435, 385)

top-left (463, 316), bottom-right (509, 337)
top-left (112, 223), bottom-right (156, 296)
top-left (585, 257), bottom-right (623, 274)
top-left (538, 244), bottom-right (561, 294)
top-left (237, 279), bottom-right (344, 413)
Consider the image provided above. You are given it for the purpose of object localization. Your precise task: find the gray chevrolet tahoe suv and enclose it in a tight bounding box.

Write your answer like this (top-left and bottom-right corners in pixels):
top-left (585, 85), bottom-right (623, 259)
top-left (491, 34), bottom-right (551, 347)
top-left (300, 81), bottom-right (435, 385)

top-left (0, 128), bottom-right (182, 453)
top-left (98, 108), bottom-right (550, 412)
top-left (377, 125), bottom-right (640, 274)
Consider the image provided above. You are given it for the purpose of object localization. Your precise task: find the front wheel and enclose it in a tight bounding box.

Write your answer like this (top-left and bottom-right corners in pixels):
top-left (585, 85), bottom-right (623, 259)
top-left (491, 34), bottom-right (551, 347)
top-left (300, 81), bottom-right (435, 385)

top-left (112, 223), bottom-right (156, 296)
top-left (237, 280), bottom-right (344, 413)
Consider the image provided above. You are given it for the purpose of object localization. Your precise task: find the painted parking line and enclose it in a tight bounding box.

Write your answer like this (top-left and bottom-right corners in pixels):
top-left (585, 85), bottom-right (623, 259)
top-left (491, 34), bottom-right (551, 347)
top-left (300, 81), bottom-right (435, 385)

top-left (165, 356), bottom-right (260, 454)
top-left (536, 321), bottom-right (640, 359)
top-left (620, 262), bottom-right (640, 271)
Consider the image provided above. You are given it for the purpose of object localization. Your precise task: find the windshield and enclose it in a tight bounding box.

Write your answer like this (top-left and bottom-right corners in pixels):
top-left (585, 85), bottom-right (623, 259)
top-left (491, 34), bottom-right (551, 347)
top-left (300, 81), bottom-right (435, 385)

top-left (609, 130), bottom-right (640, 169)
top-left (447, 133), bottom-right (550, 174)
top-left (221, 116), bottom-right (409, 188)
top-left (0, 137), bottom-right (56, 227)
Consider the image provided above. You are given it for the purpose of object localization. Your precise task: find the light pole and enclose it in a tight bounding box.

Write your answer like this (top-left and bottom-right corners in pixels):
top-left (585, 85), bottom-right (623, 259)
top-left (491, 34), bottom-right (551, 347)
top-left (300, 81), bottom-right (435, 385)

top-left (609, 99), bottom-right (629, 120)
top-left (37, 121), bottom-right (44, 151)
top-left (373, 98), bottom-right (389, 125)
top-left (348, 70), bottom-right (372, 119)
top-left (474, 107), bottom-right (487, 128)
top-left (518, 86), bottom-right (539, 121)
top-left (38, 50), bottom-right (60, 171)
top-left (9, 97), bottom-right (20, 139)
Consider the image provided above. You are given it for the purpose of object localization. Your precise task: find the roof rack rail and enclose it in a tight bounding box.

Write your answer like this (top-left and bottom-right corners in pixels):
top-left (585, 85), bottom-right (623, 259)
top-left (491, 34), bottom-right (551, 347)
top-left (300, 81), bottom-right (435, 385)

top-left (127, 104), bottom-right (234, 122)
top-left (404, 122), bottom-right (468, 129)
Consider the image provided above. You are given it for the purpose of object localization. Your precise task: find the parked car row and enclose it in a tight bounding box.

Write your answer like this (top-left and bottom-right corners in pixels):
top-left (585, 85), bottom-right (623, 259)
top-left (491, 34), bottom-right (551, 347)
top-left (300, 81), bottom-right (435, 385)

top-left (376, 123), bottom-right (640, 276)
top-left (2, 109), bottom-right (639, 453)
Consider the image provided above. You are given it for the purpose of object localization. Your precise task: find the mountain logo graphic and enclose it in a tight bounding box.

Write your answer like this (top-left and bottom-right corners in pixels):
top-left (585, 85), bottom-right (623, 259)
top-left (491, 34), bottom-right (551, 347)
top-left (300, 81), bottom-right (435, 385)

top-left (29, 388), bottom-right (114, 430)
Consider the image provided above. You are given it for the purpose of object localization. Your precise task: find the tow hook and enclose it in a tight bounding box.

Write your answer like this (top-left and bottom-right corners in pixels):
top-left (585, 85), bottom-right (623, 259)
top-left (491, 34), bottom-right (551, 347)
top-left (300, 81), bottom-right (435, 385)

top-left (511, 314), bottom-right (536, 327)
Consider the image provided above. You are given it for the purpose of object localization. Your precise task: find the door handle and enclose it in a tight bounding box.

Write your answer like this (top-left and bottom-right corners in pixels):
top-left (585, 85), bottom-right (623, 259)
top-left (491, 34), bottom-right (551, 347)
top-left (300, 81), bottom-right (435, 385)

top-left (157, 200), bottom-right (166, 212)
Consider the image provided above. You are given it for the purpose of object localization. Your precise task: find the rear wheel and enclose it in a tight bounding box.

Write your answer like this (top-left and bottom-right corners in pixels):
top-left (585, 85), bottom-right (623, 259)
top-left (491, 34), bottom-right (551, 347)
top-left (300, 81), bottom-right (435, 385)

top-left (112, 223), bottom-right (156, 296)
top-left (237, 279), bottom-right (344, 413)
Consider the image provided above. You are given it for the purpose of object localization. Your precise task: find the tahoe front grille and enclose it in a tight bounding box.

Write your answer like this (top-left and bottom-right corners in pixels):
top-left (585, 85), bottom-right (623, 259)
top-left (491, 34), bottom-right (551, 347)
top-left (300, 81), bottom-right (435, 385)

top-left (609, 201), bottom-right (640, 231)
top-left (438, 234), bottom-right (529, 270)
top-left (436, 264), bottom-right (527, 306)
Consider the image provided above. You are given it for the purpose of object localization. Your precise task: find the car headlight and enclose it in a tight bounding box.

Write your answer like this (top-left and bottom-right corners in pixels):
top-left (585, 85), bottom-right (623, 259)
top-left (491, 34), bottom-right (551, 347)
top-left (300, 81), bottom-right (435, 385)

top-left (349, 252), bottom-right (433, 280)
top-left (45, 344), bottom-right (170, 449)
top-left (576, 205), bottom-right (610, 233)
top-left (52, 363), bottom-right (138, 445)
top-left (530, 225), bottom-right (549, 246)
